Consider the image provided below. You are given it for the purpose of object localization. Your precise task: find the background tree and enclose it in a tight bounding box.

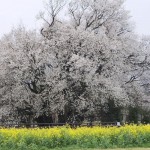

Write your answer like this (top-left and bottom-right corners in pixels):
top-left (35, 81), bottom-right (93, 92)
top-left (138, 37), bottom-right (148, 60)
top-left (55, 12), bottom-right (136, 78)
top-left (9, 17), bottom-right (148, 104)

top-left (0, 0), bottom-right (150, 125)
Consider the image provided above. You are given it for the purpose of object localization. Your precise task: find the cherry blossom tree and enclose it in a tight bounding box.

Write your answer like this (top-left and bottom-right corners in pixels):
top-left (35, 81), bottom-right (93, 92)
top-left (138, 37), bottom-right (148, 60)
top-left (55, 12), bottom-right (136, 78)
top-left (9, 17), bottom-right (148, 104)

top-left (0, 0), bottom-right (149, 125)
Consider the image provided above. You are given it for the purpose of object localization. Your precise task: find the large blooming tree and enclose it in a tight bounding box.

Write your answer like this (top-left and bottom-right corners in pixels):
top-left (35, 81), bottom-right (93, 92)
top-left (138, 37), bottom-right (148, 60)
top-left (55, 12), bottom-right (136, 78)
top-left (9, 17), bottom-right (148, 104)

top-left (0, 0), bottom-right (149, 125)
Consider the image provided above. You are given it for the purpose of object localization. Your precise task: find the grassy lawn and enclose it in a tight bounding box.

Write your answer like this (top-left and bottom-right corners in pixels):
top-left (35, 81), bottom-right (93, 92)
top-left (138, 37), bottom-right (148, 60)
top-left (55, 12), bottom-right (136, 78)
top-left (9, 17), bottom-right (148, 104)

top-left (50, 145), bottom-right (150, 150)
top-left (51, 148), bottom-right (150, 150)
top-left (50, 143), bottom-right (150, 150)
top-left (0, 146), bottom-right (150, 150)
top-left (64, 148), bottom-right (150, 150)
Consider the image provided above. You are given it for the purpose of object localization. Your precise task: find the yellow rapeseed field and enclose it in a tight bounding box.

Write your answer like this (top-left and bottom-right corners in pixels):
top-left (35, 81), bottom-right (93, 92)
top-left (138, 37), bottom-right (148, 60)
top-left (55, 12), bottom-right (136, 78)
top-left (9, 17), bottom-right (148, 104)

top-left (0, 124), bottom-right (150, 150)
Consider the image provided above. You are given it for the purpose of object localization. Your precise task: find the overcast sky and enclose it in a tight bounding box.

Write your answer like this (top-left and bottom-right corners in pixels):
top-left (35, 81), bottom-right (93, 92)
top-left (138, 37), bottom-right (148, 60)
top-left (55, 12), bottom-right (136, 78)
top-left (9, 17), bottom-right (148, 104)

top-left (0, 0), bottom-right (150, 37)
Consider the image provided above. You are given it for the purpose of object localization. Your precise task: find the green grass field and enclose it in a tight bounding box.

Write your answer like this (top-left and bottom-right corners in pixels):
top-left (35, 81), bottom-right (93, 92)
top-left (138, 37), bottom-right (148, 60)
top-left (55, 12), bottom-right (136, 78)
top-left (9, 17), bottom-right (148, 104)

top-left (1, 146), bottom-right (150, 150)
top-left (56, 148), bottom-right (150, 150)
top-left (59, 148), bottom-right (150, 150)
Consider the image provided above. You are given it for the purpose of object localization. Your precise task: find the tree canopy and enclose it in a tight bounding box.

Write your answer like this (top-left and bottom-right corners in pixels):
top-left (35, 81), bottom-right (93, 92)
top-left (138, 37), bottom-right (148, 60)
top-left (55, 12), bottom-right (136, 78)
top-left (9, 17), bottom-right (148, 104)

top-left (0, 0), bottom-right (150, 125)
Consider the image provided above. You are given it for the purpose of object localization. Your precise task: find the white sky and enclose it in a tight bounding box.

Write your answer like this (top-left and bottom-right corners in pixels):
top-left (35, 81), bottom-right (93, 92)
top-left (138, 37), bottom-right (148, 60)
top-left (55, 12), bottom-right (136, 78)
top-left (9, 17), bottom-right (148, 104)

top-left (0, 0), bottom-right (150, 37)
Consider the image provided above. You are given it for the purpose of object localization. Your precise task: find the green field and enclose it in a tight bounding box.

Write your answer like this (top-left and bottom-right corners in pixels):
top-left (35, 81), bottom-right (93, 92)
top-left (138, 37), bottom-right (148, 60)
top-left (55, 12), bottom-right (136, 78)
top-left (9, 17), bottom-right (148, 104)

top-left (56, 148), bottom-right (150, 150)
top-left (55, 148), bottom-right (150, 150)
top-left (1, 146), bottom-right (150, 150)
top-left (0, 125), bottom-right (150, 150)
